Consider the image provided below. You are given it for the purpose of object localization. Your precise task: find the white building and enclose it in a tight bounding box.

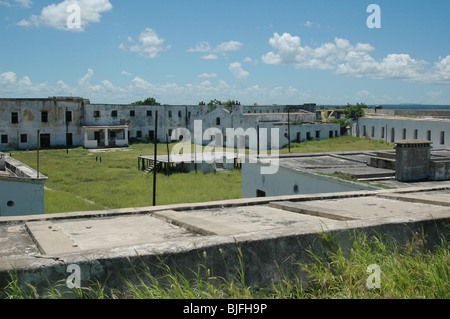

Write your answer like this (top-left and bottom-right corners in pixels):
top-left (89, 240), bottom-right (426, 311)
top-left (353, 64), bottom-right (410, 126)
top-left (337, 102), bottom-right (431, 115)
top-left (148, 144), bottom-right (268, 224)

top-left (0, 153), bottom-right (47, 217)
top-left (1, 97), bottom-right (341, 152)
top-left (356, 116), bottom-right (450, 148)
top-left (242, 153), bottom-right (380, 199)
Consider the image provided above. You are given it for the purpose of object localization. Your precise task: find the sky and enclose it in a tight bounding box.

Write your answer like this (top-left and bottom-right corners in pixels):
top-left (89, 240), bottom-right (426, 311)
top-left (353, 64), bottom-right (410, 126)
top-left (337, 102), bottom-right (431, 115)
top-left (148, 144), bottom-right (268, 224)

top-left (0, 0), bottom-right (449, 105)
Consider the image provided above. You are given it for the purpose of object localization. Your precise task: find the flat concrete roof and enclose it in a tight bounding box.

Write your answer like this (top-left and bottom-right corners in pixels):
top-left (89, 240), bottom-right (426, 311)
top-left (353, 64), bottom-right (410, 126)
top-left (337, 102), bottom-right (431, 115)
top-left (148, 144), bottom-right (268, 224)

top-left (0, 183), bottom-right (449, 296)
top-left (1, 184), bottom-right (449, 269)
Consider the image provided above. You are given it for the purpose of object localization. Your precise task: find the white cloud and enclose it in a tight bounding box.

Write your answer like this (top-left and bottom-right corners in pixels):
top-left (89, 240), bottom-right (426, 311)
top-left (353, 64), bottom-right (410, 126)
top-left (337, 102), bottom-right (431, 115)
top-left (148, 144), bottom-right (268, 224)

top-left (0, 71), bottom-right (17, 85)
top-left (121, 70), bottom-right (131, 76)
top-left (1, 0), bottom-right (32, 8)
top-left (128, 28), bottom-right (171, 58)
top-left (17, 0), bottom-right (112, 31)
top-left (187, 40), bottom-right (243, 60)
top-left (304, 20), bottom-right (320, 28)
top-left (201, 54), bottom-right (218, 60)
top-left (197, 73), bottom-right (218, 78)
top-left (262, 32), bottom-right (450, 84)
top-left (187, 41), bottom-right (211, 53)
top-left (215, 40), bottom-right (243, 52)
top-left (15, 0), bottom-right (32, 7)
top-left (229, 62), bottom-right (250, 79)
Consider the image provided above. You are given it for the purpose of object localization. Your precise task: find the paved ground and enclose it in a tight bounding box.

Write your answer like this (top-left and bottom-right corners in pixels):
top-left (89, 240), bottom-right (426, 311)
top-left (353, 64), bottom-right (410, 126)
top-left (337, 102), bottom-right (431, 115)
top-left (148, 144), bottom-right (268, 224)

top-left (1, 185), bottom-right (449, 264)
top-left (0, 184), bottom-right (449, 294)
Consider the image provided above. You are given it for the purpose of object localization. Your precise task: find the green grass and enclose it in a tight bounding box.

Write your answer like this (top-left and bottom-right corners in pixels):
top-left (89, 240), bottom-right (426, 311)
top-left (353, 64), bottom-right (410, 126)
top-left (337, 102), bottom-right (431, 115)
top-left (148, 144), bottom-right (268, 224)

top-left (9, 136), bottom-right (394, 214)
top-left (2, 230), bottom-right (448, 299)
top-left (280, 135), bottom-right (394, 154)
top-left (11, 144), bottom-right (242, 213)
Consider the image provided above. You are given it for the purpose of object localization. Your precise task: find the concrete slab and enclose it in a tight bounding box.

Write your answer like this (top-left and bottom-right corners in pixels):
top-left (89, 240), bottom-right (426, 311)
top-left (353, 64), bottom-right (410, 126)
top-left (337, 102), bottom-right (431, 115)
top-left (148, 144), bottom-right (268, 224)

top-left (0, 224), bottom-right (39, 258)
top-left (154, 205), bottom-right (333, 236)
top-left (26, 221), bottom-right (82, 255)
top-left (270, 196), bottom-right (449, 221)
top-left (0, 186), bottom-right (449, 295)
top-left (280, 156), bottom-right (364, 169)
top-left (27, 214), bottom-right (200, 254)
top-left (378, 190), bottom-right (450, 207)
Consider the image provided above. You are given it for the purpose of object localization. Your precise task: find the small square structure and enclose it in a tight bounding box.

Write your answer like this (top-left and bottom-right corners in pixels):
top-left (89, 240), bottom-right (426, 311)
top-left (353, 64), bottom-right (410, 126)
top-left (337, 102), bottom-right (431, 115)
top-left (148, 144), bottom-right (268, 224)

top-left (395, 139), bottom-right (432, 182)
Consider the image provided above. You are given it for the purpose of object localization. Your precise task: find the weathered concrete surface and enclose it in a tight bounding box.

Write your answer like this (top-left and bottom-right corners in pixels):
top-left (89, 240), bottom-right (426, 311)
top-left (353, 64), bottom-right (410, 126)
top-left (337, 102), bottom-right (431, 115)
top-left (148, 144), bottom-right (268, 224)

top-left (0, 185), bottom-right (449, 296)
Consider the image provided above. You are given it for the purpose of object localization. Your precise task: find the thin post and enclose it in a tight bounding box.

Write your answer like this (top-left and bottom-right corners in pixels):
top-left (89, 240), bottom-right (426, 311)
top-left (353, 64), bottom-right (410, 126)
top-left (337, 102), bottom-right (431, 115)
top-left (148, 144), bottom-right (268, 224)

top-left (37, 130), bottom-right (40, 178)
top-left (288, 108), bottom-right (291, 153)
top-left (153, 111), bottom-right (158, 206)
top-left (194, 138), bottom-right (197, 173)
top-left (66, 107), bottom-right (69, 154)
top-left (257, 125), bottom-right (260, 157)
top-left (166, 134), bottom-right (170, 176)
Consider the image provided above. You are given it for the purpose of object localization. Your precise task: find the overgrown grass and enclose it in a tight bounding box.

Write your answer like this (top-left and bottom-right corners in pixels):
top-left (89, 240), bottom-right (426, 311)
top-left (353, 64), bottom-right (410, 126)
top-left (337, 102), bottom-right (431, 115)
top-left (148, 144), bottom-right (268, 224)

top-left (2, 230), bottom-right (448, 299)
top-left (9, 136), bottom-right (394, 214)
top-left (11, 144), bottom-right (242, 213)
top-left (280, 135), bottom-right (394, 154)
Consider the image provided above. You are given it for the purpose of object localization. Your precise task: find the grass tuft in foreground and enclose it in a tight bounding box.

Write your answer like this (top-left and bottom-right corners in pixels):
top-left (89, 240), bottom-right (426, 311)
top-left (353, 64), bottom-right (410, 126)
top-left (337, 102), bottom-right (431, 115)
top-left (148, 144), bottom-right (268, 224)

top-left (2, 230), bottom-right (448, 299)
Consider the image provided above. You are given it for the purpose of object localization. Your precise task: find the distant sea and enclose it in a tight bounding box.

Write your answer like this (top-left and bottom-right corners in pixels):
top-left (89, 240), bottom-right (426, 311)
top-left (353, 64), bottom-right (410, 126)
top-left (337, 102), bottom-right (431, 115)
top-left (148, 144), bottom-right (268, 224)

top-left (369, 104), bottom-right (450, 110)
top-left (321, 104), bottom-right (450, 110)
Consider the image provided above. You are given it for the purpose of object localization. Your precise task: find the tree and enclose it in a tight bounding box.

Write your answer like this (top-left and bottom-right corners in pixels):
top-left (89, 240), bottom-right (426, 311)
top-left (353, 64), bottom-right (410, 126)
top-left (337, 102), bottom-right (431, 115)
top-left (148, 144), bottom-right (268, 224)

top-left (331, 118), bottom-right (351, 134)
top-left (207, 99), bottom-right (222, 111)
top-left (132, 97), bottom-right (160, 106)
top-left (345, 103), bottom-right (366, 120)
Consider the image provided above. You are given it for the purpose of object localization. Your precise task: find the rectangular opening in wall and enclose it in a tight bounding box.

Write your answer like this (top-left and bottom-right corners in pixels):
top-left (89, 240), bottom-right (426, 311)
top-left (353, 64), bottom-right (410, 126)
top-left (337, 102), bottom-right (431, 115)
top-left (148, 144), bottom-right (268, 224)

top-left (381, 127), bottom-right (385, 139)
top-left (130, 110), bottom-right (135, 117)
top-left (371, 126), bottom-right (375, 138)
top-left (66, 111), bottom-right (72, 122)
top-left (329, 131), bottom-right (333, 138)
top-left (66, 133), bottom-right (73, 147)
top-left (111, 110), bottom-right (118, 118)
top-left (1, 135), bottom-right (8, 144)
top-left (440, 131), bottom-right (445, 145)
top-left (149, 130), bottom-right (155, 142)
top-left (41, 111), bottom-right (48, 123)
top-left (297, 132), bottom-right (301, 142)
top-left (11, 112), bottom-right (18, 124)
top-left (427, 130), bottom-right (431, 141)
top-left (402, 128), bottom-right (407, 140)
top-left (363, 125), bottom-right (367, 137)
top-left (94, 111), bottom-right (100, 118)
top-left (391, 128), bottom-right (395, 143)
top-left (307, 132), bottom-right (311, 140)
top-left (315, 131), bottom-right (320, 139)
top-left (147, 110), bottom-right (152, 117)
top-left (40, 134), bottom-right (51, 148)
top-left (256, 190), bottom-right (266, 197)
top-left (414, 129), bottom-right (418, 139)
top-left (20, 134), bottom-right (27, 143)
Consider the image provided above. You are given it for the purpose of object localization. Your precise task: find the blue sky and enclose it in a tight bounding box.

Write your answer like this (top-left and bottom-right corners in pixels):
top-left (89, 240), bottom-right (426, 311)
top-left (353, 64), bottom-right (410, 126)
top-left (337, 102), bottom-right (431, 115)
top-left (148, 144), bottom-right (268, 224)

top-left (0, 0), bottom-right (449, 105)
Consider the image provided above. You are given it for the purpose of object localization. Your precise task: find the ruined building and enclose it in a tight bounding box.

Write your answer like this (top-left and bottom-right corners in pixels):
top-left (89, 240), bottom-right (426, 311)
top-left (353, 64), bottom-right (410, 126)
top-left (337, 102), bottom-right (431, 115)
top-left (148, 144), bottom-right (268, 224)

top-left (0, 97), bottom-right (340, 151)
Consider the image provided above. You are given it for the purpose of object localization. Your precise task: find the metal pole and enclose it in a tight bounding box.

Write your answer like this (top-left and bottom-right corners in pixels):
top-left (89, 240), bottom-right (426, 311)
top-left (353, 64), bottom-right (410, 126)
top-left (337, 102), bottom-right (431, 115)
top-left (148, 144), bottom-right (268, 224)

top-left (166, 134), bottom-right (170, 176)
top-left (288, 108), bottom-right (291, 153)
top-left (37, 130), bottom-right (40, 178)
top-left (66, 107), bottom-right (69, 154)
top-left (257, 125), bottom-right (260, 157)
top-left (153, 111), bottom-right (158, 206)
top-left (194, 138), bottom-right (197, 173)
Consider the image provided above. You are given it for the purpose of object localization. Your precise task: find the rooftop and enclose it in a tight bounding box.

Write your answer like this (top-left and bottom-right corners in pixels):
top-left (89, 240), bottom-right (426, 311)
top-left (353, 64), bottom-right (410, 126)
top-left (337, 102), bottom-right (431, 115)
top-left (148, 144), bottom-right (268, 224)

top-left (1, 184), bottom-right (449, 291)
